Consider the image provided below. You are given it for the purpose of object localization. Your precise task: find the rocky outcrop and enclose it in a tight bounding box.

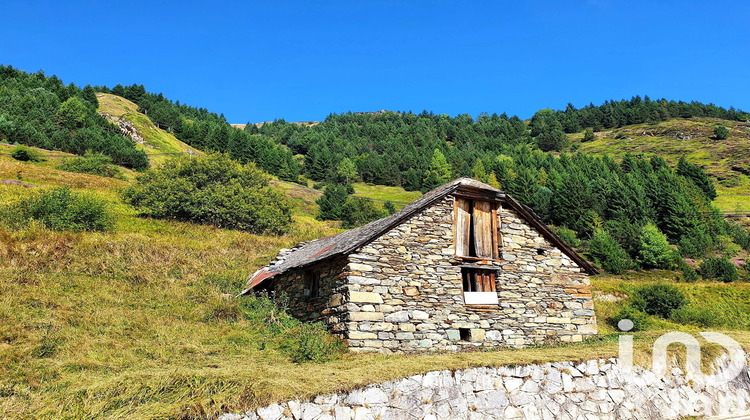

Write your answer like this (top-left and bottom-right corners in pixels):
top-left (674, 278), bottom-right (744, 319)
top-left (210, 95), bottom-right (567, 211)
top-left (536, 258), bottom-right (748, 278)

top-left (99, 113), bottom-right (145, 144)
top-left (220, 355), bottom-right (750, 420)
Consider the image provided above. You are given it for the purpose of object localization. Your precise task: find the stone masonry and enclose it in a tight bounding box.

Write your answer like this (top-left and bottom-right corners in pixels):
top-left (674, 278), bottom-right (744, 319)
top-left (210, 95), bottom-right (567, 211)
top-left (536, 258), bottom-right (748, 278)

top-left (340, 195), bottom-right (596, 352)
top-left (220, 355), bottom-right (750, 420)
top-left (261, 189), bottom-right (597, 353)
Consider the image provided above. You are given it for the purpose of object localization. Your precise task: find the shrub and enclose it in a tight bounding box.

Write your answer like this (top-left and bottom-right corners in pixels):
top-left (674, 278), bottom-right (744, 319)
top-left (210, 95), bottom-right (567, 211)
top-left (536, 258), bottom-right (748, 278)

top-left (582, 127), bottom-right (595, 142)
top-left (316, 184), bottom-right (349, 221)
top-left (56, 151), bottom-right (124, 179)
top-left (714, 124), bottom-right (729, 140)
top-left (637, 223), bottom-right (677, 269)
top-left (677, 259), bottom-right (699, 282)
top-left (383, 200), bottom-right (396, 215)
top-left (340, 196), bottom-right (388, 228)
top-left (553, 226), bottom-right (581, 247)
top-left (11, 187), bottom-right (112, 231)
top-left (10, 145), bottom-right (44, 162)
top-left (700, 256), bottom-right (738, 282)
top-left (280, 322), bottom-right (347, 363)
top-left (715, 235), bottom-right (742, 259)
top-left (610, 306), bottom-right (649, 332)
top-left (678, 228), bottom-right (713, 258)
top-left (123, 153), bottom-right (291, 234)
top-left (589, 229), bottom-right (631, 274)
top-left (631, 283), bottom-right (687, 319)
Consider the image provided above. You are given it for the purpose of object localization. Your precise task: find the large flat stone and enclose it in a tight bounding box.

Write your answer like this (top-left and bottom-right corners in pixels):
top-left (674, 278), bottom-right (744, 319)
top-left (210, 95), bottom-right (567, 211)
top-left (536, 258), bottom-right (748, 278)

top-left (349, 291), bottom-right (383, 304)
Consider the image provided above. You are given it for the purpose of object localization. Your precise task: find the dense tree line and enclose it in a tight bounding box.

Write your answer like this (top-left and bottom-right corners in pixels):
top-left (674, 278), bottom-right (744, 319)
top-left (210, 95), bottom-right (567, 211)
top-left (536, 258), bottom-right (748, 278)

top-left (258, 110), bottom-right (529, 189)
top-left (96, 83), bottom-right (300, 181)
top-left (0, 66), bottom-right (148, 169)
top-left (534, 96), bottom-right (750, 135)
top-left (256, 109), bottom-right (748, 272)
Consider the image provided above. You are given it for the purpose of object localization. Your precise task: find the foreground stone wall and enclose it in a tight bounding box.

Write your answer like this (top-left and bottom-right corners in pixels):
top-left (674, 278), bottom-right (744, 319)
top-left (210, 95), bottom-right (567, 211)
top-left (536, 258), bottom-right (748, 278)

top-left (342, 195), bottom-right (597, 352)
top-left (221, 356), bottom-right (750, 420)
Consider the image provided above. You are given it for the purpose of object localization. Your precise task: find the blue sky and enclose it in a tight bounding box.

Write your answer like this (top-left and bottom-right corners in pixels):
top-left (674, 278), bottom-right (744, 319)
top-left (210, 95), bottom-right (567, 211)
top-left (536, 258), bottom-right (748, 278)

top-left (2, 1), bottom-right (749, 123)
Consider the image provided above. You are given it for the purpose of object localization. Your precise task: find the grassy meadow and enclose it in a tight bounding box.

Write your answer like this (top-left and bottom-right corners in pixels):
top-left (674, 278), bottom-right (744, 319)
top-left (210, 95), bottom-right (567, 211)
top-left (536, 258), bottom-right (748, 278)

top-left (1, 113), bottom-right (750, 418)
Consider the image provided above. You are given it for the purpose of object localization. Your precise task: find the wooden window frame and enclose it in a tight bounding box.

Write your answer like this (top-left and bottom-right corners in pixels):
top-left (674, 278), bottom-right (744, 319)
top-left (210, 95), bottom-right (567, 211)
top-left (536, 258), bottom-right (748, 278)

top-left (461, 267), bottom-right (499, 305)
top-left (304, 269), bottom-right (321, 299)
top-left (454, 197), bottom-right (501, 261)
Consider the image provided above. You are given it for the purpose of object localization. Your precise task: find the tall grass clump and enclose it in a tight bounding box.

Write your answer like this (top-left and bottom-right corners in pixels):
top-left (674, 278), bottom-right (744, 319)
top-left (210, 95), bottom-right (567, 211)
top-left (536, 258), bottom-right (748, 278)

top-left (56, 151), bottom-right (124, 179)
top-left (4, 187), bottom-right (111, 231)
top-left (241, 293), bottom-right (346, 362)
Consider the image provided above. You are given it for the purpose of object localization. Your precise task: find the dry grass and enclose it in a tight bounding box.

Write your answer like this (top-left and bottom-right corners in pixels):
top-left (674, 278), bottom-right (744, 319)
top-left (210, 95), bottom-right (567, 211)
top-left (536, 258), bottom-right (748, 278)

top-left (1, 146), bottom-right (749, 418)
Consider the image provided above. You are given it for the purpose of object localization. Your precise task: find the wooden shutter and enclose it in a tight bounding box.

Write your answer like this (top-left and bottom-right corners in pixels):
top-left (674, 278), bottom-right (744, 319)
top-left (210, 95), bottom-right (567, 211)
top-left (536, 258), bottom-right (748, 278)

top-left (473, 201), bottom-right (494, 258)
top-left (455, 198), bottom-right (471, 256)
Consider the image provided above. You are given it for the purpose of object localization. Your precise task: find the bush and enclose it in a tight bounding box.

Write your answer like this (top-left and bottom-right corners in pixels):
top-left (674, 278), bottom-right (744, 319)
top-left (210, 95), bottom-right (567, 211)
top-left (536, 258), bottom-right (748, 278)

top-left (10, 145), bottom-right (44, 162)
top-left (9, 187), bottom-right (112, 231)
top-left (582, 127), bottom-right (595, 142)
top-left (700, 256), bottom-right (738, 282)
top-left (678, 228), bottom-right (713, 258)
top-left (280, 322), bottom-right (347, 363)
top-left (677, 259), bottom-right (699, 282)
top-left (589, 229), bottom-right (631, 274)
top-left (124, 153), bottom-right (291, 234)
top-left (631, 283), bottom-right (687, 319)
top-left (638, 223), bottom-right (677, 269)
top-left (316, 184), bottom-right (349, 221)
top-left (56, 151), bottom-right (124, 179)
top-left (610, 306), bottom-right (649, 332)
top-left (341, 196), bottom-right (388, 228)
top-left (714, 124), bottom-right (729, 140)
top-left (715, 235), bottom-right (742, 259)
top-left (553, 226), bottom-right (581, 247)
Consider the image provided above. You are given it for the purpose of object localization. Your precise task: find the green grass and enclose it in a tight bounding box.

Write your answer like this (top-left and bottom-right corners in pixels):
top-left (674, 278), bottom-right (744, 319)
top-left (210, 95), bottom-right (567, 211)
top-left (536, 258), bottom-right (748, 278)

top-left (2, 138), bottom-right (750, 418)
top-left (96, 93), bottom-right (202, 166)
top-left (351, 182), bottom-right (421, 205)
top-left (574, 117), bottom-right (750, 212)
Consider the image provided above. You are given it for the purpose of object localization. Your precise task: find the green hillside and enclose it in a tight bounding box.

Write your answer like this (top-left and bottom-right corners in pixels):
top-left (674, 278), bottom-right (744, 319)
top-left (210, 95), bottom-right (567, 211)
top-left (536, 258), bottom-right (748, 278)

top-left (96, 93), bottom-right (202, 166)
top-left (1, 66), bottom-right (749, 418)
top-left (1, 151), bottom-right (750, 418)
top-left (574, 117), bottom-right (750, 213)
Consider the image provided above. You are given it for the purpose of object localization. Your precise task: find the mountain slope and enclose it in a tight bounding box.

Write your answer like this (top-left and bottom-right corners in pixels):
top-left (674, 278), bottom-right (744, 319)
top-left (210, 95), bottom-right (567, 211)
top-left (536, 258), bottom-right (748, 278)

top-left (2, 148), bottom-right (750, 419)
top-left (96, 93), bottom-right (202, 165)
top-left (573, 117), bottom-right (750, 213)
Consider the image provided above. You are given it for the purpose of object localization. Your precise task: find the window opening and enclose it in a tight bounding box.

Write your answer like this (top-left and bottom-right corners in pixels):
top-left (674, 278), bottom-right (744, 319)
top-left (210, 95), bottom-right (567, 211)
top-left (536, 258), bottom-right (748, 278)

top-left (305, 270), bottom-right (321, 299)
top-left (461, 268), bottom-right (496, 292)
top-left (455, 198), bottom-right (499, 259)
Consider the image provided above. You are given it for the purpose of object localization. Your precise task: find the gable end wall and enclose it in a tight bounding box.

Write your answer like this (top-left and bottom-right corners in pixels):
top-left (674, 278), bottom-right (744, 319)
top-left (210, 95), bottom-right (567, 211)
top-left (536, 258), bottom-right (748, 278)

top-left (343, 194), bottom-right (597, 353)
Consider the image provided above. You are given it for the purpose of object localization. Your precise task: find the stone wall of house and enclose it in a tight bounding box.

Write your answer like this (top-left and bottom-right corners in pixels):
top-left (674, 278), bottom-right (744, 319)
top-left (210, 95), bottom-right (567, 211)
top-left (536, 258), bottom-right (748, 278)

top-left (341, 194), bottom-right (597, 353)
top-left (267, 256), bottom-right (349, 335)
top-left (220, 355), bottom-right (750, 420)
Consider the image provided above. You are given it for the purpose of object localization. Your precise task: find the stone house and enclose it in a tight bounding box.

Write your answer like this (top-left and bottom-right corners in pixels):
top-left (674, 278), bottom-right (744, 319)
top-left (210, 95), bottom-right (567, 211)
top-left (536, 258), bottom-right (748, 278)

top-left (240, 178), bottom-right (598, 353)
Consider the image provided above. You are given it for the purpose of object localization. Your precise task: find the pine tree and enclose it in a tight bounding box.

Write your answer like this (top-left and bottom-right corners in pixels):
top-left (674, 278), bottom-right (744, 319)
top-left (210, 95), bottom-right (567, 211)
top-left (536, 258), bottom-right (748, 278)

top-left (676, 156), bottom-right (717, 200)
top-left (336, 157), bottom-right (358, 184)
top-left (81, 85), bottom-right (99, 108)
top-left (316, 184), bottom-right (349, 220)
top-left (422, 149), bottom-right (453, 192)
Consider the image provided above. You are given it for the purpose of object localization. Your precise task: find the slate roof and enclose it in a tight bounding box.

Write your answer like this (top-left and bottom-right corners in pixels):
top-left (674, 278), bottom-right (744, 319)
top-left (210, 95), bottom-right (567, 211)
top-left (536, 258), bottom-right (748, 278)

top-left (240, 178), bottom-right (596, 295)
